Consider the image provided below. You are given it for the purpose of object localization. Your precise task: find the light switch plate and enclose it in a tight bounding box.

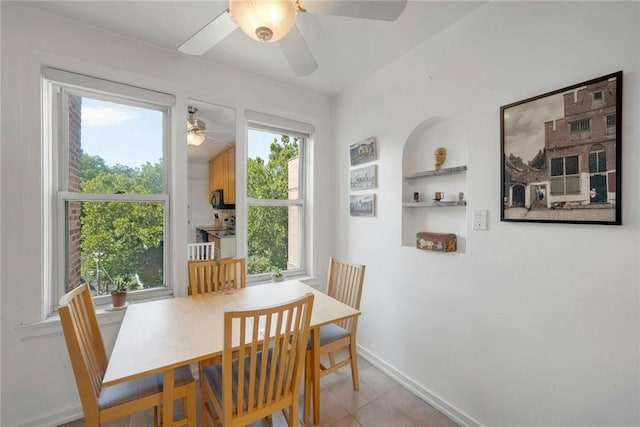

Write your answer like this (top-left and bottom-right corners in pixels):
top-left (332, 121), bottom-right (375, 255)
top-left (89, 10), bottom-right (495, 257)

top-left (473, 209), bottom-right (488, 230)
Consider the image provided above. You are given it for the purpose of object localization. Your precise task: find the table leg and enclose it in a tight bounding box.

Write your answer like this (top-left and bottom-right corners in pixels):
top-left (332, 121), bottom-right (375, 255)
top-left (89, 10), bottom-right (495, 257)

top-left (303, 350), bottom-right (312, 423)
top-left (162, 369), bottom-right (175, 426)
top-left (311, 327), bottom-right (321, 425)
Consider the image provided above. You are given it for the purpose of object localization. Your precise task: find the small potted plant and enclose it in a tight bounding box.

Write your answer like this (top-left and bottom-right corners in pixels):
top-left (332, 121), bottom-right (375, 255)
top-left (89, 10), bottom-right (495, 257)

top-left (270, 267), bottom-right (284, 283)
top-left (111, 275), bottom-right (131, 308)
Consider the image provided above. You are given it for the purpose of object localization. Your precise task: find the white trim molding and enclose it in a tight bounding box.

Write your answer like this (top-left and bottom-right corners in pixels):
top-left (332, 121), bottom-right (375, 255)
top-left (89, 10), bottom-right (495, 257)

top-left (357, 344), bottom-right (483, 427)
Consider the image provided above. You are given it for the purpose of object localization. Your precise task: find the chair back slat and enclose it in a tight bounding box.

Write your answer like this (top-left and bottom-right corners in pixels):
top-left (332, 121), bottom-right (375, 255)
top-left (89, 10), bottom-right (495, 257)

top-left (188, 242), bottom-right (215, 260)
top-left (326, 257), bottom-right (365, 332)
top-left (222, 293), bottom-right (314, 425)
top-left (188, 258), bottom-right (247, 295)
top-left (59, 284), bottom-right (108, 416)
top-left (219, 258), bottom-right (246, 292)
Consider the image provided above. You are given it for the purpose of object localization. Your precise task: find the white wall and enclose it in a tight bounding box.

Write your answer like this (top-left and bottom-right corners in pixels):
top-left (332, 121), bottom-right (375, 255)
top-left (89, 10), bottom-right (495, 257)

top-left (334, 2), bottom-right (639, 426)
top-left (0, 3), bottom-right (334, 425)
top-left (188, 163), bottom-right (214, 242)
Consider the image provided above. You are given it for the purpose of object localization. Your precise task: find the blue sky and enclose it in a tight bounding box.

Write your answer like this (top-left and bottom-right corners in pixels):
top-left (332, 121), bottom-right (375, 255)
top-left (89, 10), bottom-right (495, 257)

top-left (81, 98), bottom-right (163, 168)
top-left (248, 129), bottom-right (282, 162)
top-left (81, 98), bottom-right (286, 168)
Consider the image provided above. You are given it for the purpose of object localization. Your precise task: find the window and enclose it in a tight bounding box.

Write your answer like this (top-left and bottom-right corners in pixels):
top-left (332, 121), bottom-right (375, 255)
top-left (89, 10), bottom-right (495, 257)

top-left (606, 113), bottom-right (616, 135)
top-left (570, 119), bottom-right (590, 133)
top-left (550, 155), bottom-right (580, 195)
top-left (589, 148), bottom-right (606, 174)
top-left (44, 68), bottom-right (173, 310)
top-left (245, 113), bottom-right (310, 280)
top-left (592, 91), bottom-right (604, 108)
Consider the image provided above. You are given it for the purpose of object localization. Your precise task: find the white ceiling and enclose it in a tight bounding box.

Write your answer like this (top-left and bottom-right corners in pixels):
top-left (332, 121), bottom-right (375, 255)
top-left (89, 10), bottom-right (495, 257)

top-left (17, 0), bottom-right (485, 163)
top-left (18, 0), bottom-right (485, 96)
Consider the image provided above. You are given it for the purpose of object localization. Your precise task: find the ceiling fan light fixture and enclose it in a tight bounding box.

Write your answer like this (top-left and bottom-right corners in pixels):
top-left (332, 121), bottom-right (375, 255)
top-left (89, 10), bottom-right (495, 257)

top-left (187, 131), bottom-right (206, 146)
top-left (187, 105), bottom-right (206, 146)
top-left (229, 0), bottom-right (298, 43)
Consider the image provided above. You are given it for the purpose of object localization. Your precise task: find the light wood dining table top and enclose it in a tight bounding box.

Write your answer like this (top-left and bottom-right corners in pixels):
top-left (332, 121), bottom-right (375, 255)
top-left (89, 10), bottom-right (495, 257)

top-left (103, 280), bottom-right (360, 387)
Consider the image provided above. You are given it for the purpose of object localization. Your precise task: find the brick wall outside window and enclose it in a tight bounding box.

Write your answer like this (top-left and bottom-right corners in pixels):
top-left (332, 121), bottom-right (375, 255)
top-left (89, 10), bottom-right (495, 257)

top-left (68, 95), bottom-right (82, 290)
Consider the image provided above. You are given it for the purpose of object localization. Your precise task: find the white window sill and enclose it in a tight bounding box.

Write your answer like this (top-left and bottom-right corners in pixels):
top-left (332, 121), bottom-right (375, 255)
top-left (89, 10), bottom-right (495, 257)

top-left (248, 274), bottom-right (323, 291)
top-left (16, 288), bottom-right (174, 340)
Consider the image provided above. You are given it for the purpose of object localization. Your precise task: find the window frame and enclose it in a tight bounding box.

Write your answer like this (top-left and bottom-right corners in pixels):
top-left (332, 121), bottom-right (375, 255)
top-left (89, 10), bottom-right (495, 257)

top-left (245, 119), bottom-right (310, 283)
top-left (44, 68), bottom-right (174, 313)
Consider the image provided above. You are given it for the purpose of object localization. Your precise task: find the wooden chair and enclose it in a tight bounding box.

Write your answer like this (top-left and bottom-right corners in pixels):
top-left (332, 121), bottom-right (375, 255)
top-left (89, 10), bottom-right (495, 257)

top-left (188, 257), bottom-right (248, 380)
top-left (187, 242), bottom-right (215, 260)
top-left (304, 257), bottom-right (365, 424)
top-left (201, 293), bottom-right (315, 427)
top-left (187, 257), bottom-right (246, 295)
top-left (59, 284), bottom-right (197, 427)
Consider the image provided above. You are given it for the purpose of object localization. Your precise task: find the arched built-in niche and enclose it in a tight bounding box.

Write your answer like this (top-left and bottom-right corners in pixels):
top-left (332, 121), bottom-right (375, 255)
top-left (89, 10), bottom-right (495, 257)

top-left (401, 117), bottom-right (468, 252)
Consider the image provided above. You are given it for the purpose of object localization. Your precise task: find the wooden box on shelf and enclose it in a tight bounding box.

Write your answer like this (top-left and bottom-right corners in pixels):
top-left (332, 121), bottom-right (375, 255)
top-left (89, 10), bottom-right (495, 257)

top-left (416, 232), bottom-right (457, 252)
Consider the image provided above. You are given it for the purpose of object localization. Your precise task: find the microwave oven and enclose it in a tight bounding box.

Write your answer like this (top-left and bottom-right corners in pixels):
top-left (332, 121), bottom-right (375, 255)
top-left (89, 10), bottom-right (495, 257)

top-left (211, 189), bottom-right (235, 210)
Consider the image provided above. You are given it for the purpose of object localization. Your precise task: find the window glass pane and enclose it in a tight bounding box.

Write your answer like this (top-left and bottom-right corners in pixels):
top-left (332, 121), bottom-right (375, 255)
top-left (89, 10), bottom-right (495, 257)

top-left (606, 114), bottom-right (616, 135)
top-left (589, 152), bottom-right (597, 173)
top-left (69, 96), bottom-right (164, 193)
top-left (598, 151), bottom-right (606, 172)
top-left (590, 151), bottom-right (606, 173)
top-left (565, 155), bottom-right (579, 175)
top-left (247, 129), bottom-right (299, 200)
top-left (65, 201), bottom-right (164, 294)
top-left (550, 177), bottom-right (564, 195)
top-left (247, 205), bottom-right (290, 275)
top-left (550, 158), bottom-right (564, 176)
top-left (566, 176), bottom-right (581, 194)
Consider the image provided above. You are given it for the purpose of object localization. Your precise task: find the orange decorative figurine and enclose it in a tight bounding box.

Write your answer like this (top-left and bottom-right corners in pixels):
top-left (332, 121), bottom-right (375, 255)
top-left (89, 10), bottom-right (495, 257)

top-left (434, 147), bottom-right (447, 171)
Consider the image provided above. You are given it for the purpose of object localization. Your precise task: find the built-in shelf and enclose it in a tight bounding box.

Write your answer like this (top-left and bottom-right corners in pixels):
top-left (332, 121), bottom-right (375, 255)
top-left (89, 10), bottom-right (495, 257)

top-left (404, 165), bottom-right (467, 180)
top-left (403, 200), bottom-right (467, 208)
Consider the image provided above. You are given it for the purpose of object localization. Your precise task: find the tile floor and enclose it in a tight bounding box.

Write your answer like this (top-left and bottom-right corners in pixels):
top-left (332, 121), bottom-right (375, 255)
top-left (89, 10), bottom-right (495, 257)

top-left (59, 352), bottom-right (460, 427)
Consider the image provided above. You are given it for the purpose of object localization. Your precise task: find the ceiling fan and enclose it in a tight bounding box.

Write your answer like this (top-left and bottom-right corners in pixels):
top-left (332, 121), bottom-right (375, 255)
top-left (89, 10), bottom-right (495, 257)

top-left (178, 0), bottom-right (407, 77)
top-left (187, 106), bottom-right (229, 146)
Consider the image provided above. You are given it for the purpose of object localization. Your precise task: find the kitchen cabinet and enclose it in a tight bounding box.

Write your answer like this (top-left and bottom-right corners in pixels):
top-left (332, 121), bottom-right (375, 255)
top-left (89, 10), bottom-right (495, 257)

top-left (209, 145), bottom-right (235, 203)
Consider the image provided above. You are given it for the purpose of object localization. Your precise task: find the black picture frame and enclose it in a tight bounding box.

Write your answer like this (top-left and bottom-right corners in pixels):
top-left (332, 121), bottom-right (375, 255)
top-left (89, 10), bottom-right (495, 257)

top-left (500, 71), bottom-right (622, 225)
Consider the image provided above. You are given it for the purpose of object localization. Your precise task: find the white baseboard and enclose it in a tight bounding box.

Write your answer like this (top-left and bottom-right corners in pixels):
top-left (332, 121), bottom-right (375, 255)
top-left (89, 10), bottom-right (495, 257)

top-left (357, 344), bottom-right (483, 427)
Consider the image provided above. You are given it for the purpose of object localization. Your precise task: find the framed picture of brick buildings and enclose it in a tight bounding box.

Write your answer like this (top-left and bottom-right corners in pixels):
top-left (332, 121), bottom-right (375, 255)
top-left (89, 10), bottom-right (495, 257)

top-left (500, 71), bottom-right (622, 225)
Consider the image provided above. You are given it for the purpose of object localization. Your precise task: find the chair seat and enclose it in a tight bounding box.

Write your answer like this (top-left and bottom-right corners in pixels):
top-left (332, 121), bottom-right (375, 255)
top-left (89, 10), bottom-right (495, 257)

top-left (307, 323), bottom-right (350, 349)
top-left (99, 365), bottom-right (194, 409)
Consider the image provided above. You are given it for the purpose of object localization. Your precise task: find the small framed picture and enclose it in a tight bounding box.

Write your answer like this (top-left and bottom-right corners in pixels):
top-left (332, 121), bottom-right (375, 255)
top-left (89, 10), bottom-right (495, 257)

top-left (350, 194), bottom-right (375, 217)
top-left (350, 137), bottom-right (377, 166)
top-left (350, 165), bottom-right (377, 191)
top-left (500, 71), bottom-right (622, 225)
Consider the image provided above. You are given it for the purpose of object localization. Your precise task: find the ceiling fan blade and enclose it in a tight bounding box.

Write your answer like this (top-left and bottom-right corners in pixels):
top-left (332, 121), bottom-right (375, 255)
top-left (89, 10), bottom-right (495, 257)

top-left (300, 0), bottom-right (407, 21)
top-left (277, 25), bottom-right (318, 77)
top-left (178, 10), bottom-right (237, 55)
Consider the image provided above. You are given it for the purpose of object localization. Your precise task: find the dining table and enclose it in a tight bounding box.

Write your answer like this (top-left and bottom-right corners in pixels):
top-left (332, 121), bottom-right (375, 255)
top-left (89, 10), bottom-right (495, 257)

top-left (103, 279), bottom-right (360, 425)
